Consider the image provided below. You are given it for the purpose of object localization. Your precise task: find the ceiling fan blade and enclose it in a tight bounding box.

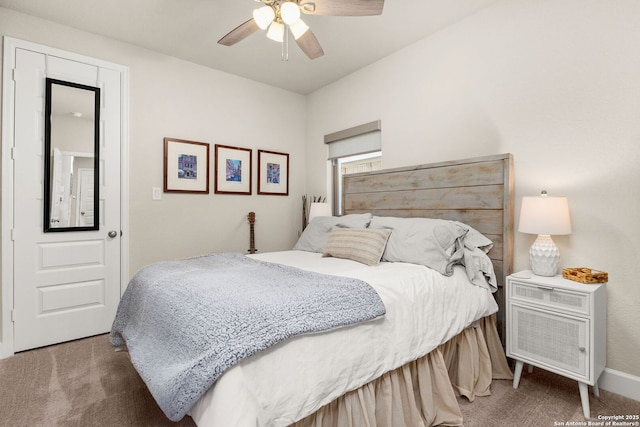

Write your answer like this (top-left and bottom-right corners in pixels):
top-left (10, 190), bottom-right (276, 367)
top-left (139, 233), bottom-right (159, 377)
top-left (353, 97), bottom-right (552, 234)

top-left (300, 0), bottom-right (384, 16)
top-left (218, 19), bottom-right (260, 46)
top-left (295, 29), bottom-right (324, 59)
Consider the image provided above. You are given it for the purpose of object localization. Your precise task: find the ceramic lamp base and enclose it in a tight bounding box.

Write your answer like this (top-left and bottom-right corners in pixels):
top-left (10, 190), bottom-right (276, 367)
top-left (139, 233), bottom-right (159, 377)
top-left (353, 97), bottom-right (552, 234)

top-left (529, 234), bottom-right (560, 277)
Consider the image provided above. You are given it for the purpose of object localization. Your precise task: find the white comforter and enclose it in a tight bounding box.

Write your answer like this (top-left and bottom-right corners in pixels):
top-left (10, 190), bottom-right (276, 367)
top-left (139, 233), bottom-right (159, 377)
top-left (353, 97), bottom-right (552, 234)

top-left (189, 250), bottom-right (498, 427)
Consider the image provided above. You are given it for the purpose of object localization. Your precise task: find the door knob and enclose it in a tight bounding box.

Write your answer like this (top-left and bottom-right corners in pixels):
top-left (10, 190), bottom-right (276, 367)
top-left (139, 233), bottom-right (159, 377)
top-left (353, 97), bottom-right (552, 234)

top-left (108, 230), bottom-right (118, 238)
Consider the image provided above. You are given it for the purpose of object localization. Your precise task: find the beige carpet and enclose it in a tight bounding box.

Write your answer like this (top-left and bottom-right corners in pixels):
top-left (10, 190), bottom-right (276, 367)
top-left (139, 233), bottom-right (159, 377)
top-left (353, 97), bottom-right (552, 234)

top-left (0, 334), bottom-right (195, 426)
top-left (1, 334), bottom-right (638, 426)
top-left (459, 369), bottom-right (640, 427)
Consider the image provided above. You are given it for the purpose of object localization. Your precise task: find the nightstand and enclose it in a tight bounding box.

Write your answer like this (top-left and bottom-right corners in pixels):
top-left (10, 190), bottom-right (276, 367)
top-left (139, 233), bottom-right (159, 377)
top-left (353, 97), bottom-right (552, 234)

top-left (506, 271), bottom-right (607, 418)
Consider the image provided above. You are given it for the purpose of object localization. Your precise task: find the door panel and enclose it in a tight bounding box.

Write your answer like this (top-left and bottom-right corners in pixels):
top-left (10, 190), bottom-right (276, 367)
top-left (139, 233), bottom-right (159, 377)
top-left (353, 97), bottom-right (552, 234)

top-left (12, 48), bottom-right (121, 352)
top-left (39, 280), bottom-right (105, 313)
top-left (38, 239), bottom-right (105, 269)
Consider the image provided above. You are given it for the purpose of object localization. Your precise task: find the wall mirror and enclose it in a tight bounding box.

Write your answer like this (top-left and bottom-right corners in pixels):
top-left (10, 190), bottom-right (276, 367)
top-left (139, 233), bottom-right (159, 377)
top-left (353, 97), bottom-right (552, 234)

top-left (44, 78), bottom-right (100, 232)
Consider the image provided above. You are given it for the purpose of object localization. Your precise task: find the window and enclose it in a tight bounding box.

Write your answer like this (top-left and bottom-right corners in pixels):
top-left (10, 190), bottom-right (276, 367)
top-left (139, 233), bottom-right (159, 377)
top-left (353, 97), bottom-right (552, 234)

top-left (334, 152), bottom-right (382, 215)
top-left (325, 121), bottom-right (382, 215)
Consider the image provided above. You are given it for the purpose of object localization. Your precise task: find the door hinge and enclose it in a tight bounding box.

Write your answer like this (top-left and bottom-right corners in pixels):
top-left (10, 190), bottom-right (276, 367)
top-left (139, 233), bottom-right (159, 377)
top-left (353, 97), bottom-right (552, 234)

top-left (11, 147), bottom-right (16, 160)
top-left (12, 68), bottom-right (27, 83)
top-left (11, 309), bottom-right (16, 323)
top-left (11, 229), bottom-right (15, 241)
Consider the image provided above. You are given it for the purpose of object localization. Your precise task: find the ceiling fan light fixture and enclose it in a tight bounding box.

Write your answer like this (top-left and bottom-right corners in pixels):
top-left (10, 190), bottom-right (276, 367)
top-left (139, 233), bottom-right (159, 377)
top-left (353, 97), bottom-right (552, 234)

top-left (266, 21), bottom-right (285, 42)
top-left (280, 1), bottom-right (301, 25)
top-left (253, 5), bottom-right (275, 30)
top-left (289, 18), bottom-right (309, 39)
top-left (220, 0), bottom-right (384, 59)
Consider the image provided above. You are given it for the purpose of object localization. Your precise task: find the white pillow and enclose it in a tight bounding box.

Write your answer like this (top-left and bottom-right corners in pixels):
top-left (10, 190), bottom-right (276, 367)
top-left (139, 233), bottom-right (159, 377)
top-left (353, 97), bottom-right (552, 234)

top-left (369, 216), bottom-right (467, 275)
top-left (454, 221), bottom-right (494, 253)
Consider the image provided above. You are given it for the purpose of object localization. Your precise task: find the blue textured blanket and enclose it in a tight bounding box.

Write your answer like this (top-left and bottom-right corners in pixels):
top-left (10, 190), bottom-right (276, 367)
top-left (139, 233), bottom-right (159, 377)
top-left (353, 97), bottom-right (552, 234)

top-left (109, 253), bottom-right (385, 421)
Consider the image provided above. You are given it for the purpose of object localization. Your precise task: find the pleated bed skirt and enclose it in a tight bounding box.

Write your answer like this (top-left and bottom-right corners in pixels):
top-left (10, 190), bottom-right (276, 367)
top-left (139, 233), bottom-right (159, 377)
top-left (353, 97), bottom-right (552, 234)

top-left (291, 314), bottom-right (513, 427)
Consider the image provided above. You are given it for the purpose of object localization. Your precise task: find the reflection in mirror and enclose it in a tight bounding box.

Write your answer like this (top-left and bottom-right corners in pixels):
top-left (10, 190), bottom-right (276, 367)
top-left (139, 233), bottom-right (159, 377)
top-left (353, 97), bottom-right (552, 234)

top-left (44, 78), bottom-right (100, 232)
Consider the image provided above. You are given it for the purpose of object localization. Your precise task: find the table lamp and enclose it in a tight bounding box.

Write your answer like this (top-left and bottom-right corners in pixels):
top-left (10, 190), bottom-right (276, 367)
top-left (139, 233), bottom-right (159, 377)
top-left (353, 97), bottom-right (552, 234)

top-left (308, 202), bottom-right (332, 224)
top-left (518, 190), bottom-right (572, 276)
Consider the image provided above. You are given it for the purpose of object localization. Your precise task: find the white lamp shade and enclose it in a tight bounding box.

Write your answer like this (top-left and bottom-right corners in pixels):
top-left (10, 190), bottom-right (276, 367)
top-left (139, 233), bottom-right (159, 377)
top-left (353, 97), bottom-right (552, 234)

top-left (267, 21), bottom-right (285, 42)
top-left (253, 6), bottom-right (275, 30)
top-left (280, 2), bottom-right (301, 25)
top-left (308, 202), bottom-right (332, 223)
top-left (519, 192), bottom-right (571, 276)
top-left (289, 18), bottom-right (309, 39)
top-left (518, 195), bottom-right (572, 235)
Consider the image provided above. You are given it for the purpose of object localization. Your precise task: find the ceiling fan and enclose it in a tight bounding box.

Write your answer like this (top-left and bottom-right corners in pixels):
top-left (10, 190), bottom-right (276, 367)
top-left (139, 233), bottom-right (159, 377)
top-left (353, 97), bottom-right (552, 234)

top-left (218, 0), bottom-right (385, 60)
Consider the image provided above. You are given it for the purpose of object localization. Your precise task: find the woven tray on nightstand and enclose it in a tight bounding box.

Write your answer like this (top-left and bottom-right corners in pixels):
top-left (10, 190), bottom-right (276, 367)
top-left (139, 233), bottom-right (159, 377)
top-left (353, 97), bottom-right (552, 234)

top-left (562, 268), bottom-right (608, 284)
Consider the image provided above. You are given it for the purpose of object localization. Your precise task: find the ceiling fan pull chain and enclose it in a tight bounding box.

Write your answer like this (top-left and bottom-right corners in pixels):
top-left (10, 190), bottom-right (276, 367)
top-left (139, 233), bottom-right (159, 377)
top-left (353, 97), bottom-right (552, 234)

top-left (282, 24), bottom-right (290, 61)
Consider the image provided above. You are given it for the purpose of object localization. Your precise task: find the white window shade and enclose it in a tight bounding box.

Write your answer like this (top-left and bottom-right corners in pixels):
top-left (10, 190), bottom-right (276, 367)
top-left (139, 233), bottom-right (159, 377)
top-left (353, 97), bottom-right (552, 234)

top-left (325, 120), bottom-right (381, 159)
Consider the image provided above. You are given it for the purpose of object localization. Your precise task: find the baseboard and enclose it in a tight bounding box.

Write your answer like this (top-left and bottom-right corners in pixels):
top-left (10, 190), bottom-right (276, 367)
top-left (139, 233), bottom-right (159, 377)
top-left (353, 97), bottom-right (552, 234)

top-left (599, 368), bottom-right (640, 402)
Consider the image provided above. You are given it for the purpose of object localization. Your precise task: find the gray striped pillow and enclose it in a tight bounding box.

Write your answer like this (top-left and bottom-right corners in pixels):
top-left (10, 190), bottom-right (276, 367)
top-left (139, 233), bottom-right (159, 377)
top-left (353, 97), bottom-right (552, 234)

top-left (322, 227), bottom-right (392, 266)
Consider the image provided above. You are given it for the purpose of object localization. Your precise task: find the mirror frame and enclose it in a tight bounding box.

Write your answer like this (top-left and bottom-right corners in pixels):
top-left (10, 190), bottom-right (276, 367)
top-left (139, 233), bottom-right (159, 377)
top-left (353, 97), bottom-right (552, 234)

top-left (43, 78), bottom-right (101, 233)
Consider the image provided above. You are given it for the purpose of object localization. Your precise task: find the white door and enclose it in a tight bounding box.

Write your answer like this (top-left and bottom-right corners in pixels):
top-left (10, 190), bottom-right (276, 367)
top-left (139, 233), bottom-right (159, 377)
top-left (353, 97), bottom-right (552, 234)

top-left (12, 48), bottom-right (122, 352)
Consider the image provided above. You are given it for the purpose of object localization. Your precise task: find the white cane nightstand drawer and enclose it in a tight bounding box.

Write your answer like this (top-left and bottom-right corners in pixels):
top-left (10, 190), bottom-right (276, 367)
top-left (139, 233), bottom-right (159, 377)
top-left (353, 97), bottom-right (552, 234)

top-left (509, 280), bottom-right (590, 316)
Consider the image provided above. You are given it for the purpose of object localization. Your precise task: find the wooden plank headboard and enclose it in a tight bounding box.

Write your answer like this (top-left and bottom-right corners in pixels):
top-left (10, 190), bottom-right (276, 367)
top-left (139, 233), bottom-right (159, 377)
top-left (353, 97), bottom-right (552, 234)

top-left (342, 153), bottom-right (514, 340)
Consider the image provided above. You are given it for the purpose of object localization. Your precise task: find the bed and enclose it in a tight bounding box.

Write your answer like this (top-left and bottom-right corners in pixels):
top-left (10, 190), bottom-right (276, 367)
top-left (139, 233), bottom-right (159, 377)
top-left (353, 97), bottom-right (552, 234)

top-left (111, 153), bottom-right (514, 427)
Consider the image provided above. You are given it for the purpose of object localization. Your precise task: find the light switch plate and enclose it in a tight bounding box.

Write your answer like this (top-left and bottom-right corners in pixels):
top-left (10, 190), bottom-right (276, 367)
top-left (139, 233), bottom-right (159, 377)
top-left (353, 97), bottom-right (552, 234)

top-left (152, 187), bottom-right (162, 200)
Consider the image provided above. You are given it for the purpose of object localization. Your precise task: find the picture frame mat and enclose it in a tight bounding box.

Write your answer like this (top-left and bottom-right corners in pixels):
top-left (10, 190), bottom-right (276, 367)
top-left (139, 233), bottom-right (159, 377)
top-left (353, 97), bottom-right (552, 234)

top-left (258, 150), bottom-right (289, 195)
top-left (215, 144), bottom-right (252, 194)
top-left (164, 138), bottom-right (209, 193)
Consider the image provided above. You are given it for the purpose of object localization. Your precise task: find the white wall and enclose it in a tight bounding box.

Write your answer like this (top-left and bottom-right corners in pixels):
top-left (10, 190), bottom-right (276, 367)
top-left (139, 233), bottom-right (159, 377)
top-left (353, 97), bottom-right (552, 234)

top-left (125, 52), bottom-right (306, 271)
top-left (306, 0), bottom-right (640, 377)
top-left (0, 8), bottom-right (307, 346)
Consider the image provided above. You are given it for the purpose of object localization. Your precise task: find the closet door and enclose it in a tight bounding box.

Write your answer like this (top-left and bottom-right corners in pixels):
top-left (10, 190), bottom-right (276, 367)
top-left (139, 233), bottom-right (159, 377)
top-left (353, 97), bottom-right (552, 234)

top-left (12, 48), bottom-right (122, 352)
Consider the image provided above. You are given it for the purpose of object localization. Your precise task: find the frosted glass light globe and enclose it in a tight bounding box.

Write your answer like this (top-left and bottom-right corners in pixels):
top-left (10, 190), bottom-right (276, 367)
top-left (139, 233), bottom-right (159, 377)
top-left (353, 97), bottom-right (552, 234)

top-left (267, 21), bottom-right (285, 42)
top-left (289, 18), bottom-right (309, 39)
top-left (280, 2), bottom-right (301, 25)
top-left (253, 6), bottom-right (275, 30)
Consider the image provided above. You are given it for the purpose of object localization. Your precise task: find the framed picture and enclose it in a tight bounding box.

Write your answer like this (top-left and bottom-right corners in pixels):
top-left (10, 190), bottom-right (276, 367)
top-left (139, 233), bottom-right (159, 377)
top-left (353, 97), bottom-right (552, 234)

top-left (214, 144), bottom-right (252, 195)
top-left (163, 138), bottom-right (210, 193)
top-left (258, 150), bottom-right (289, 196)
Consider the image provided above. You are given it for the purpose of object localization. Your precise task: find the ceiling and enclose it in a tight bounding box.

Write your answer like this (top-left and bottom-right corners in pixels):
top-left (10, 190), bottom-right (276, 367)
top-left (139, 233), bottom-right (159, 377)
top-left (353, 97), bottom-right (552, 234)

top-left (0, 0), bottom-right (500, 94)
